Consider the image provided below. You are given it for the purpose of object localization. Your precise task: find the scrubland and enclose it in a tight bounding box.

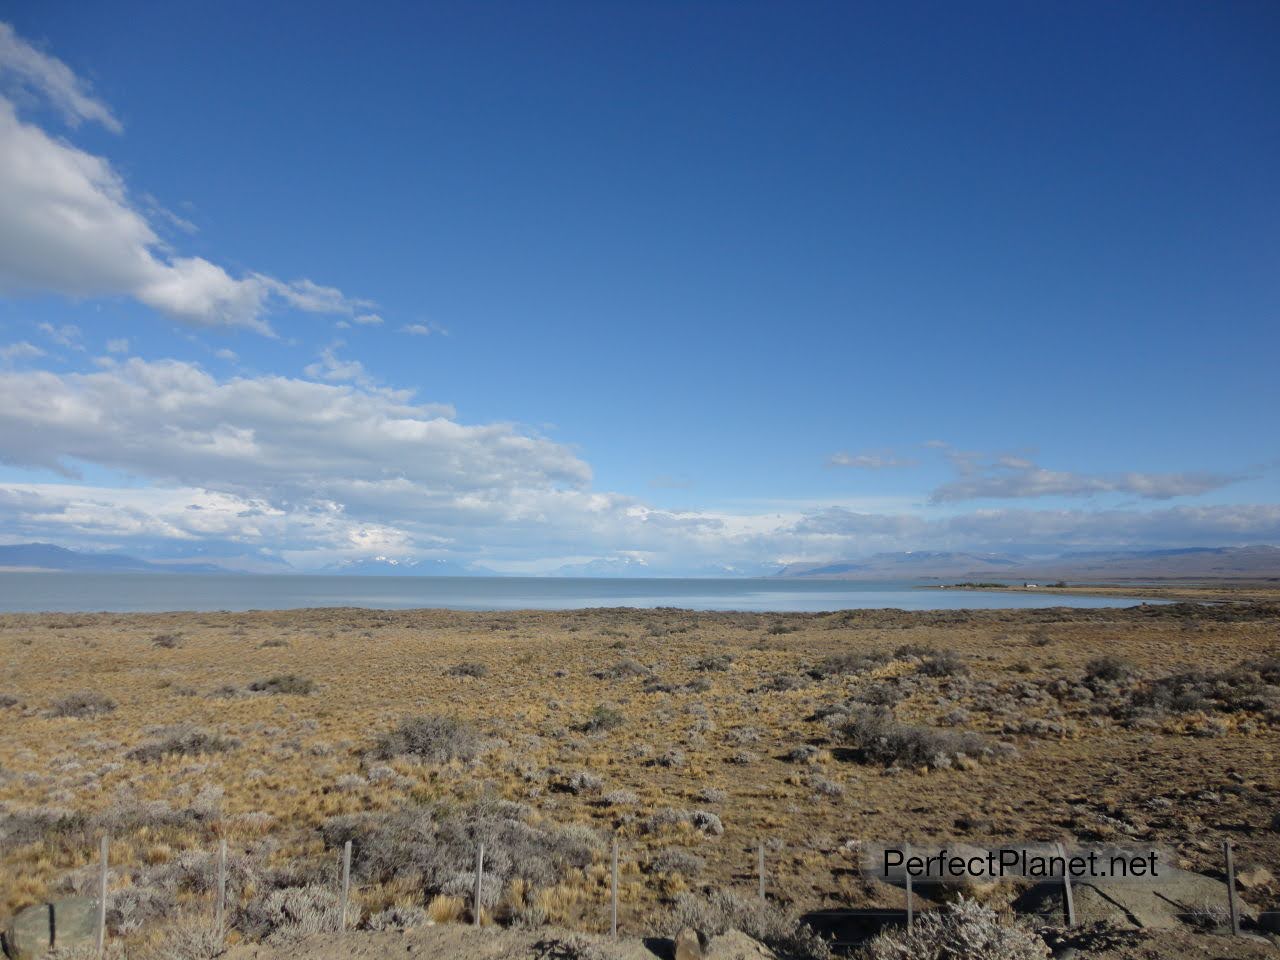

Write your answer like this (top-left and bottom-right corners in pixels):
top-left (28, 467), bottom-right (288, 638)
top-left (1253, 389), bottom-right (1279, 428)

top-left (1, 597), bottom-right (1278, 957)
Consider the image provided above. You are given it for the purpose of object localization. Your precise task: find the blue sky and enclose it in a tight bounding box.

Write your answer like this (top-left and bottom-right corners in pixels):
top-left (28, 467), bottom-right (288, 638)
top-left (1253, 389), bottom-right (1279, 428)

top-left (0, 2), bottom-right (1277, 573)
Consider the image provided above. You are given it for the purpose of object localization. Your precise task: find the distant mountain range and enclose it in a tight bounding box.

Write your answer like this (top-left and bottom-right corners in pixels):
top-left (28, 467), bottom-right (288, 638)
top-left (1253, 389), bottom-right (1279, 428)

top-left (325, 556), bottom-right (493, 577)
top-left (0, 542), bottom-right (229, 574)
top-left (774, 545), bottom-right (1280, 581)
top-left (4, 541), bottom-right (1278, 580)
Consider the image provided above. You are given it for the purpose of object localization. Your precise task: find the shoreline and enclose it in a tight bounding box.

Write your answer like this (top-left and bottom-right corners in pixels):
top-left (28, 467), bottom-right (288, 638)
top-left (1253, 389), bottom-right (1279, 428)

top-left (930, 580), bottom-right (1280, 604)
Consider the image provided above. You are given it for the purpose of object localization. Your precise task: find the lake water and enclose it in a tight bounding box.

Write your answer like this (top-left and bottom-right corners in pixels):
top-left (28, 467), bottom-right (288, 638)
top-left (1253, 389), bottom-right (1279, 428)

top-left (0, 572), bottom-right (1160, 613)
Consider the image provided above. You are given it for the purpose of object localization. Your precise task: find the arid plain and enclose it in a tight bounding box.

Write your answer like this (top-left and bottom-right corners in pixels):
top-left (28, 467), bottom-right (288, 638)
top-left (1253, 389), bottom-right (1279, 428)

top-left (2, 591), bottom-right (1278, 957)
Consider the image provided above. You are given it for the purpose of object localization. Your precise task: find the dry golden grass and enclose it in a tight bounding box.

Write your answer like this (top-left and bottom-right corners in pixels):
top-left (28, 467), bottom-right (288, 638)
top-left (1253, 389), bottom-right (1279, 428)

top-left (1, 598), bottom-right (1278, 946)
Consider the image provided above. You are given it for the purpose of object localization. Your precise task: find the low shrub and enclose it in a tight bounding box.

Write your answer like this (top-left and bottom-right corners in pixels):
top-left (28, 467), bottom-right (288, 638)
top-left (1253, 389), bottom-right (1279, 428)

top-left (126, 725), bottom-right (239, 762)
top-left (1084, 657), bottom-right (1135, 684)
top-left (446, 662), bottom-right (489, 678)
top-left (808, 651), bottom-right (888, 679)
top-left (581, 704), bottom-right (625, 733)
top-left (861, 897), bottom-right (1048, 959)
top-left (371, 715), bottom-right (482, 763)
top-left (151, 632), bottom-right (184, 648)
top-left (670, 890), bottom-right (830, 959)
top-left (840, 707), bottom-right (991, 770)
top-left (248, 674), bottom-right (316, 695)
top-left (324, 801), bottom-right (602, 906)
top-left (917, 649), bottom-right (969, 678)
top-left (51, 691), bottom-right (116, 718)
top-left (645, 848), bottom-right (705, 876)
top-left (592, 659), bottom-right (651, 681)
top-left (561, 771), bottom-right (604, 795)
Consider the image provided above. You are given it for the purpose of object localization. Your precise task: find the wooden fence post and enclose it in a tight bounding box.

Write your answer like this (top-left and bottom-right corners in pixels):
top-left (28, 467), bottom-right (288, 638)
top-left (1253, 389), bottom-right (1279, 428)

top-left (95, 835), bottom-right (108, 957)
top-left (473, 844), bottom-right (485, 927)
top-left (1224, 841), bottom-right (1240, 936)
top-left (610, 837), bottom-right (619, 938)
top-left (1055, 842), bottom-right (1076, 928)
top-left (903, 842), bottom-right (913, 933)
top-left (215, 838), bottom-right (227, 938)
top-left (757, 841), bottom-right (766, 900)
top-left (340, 840), bottom-right (352, 931)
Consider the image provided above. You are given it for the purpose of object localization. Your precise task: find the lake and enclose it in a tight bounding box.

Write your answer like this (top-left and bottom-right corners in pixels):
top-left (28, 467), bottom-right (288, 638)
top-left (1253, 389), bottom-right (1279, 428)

top-left (0, 573), bottom-right (1160, 613)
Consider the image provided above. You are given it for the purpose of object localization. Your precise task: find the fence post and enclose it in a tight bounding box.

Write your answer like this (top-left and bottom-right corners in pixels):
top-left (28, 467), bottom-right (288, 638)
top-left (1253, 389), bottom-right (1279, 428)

top-left (1224, 841), bottom-right (1240, 936)
top-left (610, 837), bottom-right (619, 938)
top-left (340, 840), bottom-right (352, 931)
top-left (215, 838), bottom-right (227, 938)
top-left (473, 844), bottom-right (485, 927)
top-left (1055, 842), bottom-right (1076, 928)
top-left (903, 842), bottom-right (913, 933)
top-left (757, 840), bottom-right (766, 900)
top-left (95, 835), bottom-right (108, 957)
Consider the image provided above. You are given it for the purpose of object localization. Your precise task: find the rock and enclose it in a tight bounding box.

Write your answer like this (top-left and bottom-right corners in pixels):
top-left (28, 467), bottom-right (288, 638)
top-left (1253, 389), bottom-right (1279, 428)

top-left (704, 929), bottom-right (777, 959)
top-left (1015, 866), bottom-right (1257, 930)
top-left (3, 898), bottom-right (98, 960)
top-left (674, 925), bottom-right (704, 960)
top-left (1236, 866), bottom-right (1274, 891)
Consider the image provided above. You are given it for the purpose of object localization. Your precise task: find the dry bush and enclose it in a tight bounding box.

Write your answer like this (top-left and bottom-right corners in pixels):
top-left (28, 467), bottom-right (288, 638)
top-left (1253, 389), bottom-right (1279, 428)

top-left (150, 632), bottom-right (184, 648)
top-left (371, 715), bottom-right (482, 763)
top-left (580, 704), bottom-right (625, 732)
top-left (645, 847), bottom-right (705, 877)
top-left (670, 890), bottom-right (830, 959)
top-left (248, 674), bottom-right (316, 695)
top-left (125, 725), bottom-right (239, 763)
top-left (1084, 657), bottom-right (1135, 684)
top-left (809, 651), bottom-right (888, 679)
top-left (840, 708), bottom-right (991, 770)
top-left (50, 691), bottom-right (116, 718)
top-left (446, 661), bottom-right (489, 678)
top-left (860, 897), bottom-right (1048, 959)
top-left (321, 799), bottom-right (602, 905)
top-left (591, 659), bottom-right (651, 680)
top-left (365, 904), bottom-right (430, 930)
top-left (640, 808), bottom-right (724, 836)
top-left (917, 649), bottom-right (969, 678)
top-left (560, 771), bottom-right (604, 795)
top-left (240, 884), bottom-right (340, 939)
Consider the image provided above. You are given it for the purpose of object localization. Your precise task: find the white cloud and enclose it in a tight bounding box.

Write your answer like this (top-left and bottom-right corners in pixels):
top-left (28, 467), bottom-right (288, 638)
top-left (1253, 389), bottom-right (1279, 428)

top-left (930, 460), bottom-right (1237, 502)
top-left (0, 340), bottom-right (43, 362)
top-left (304, 345), bottom-right (370, 384)
top-left (0, 24), bottom-right (370, 334)
top-left (37, 322), bottom-right (82, 348)
top-left (0, 358), bottom-right (590, 507)
top-left (105, 337), bottom-right (128, 354)
top-left (400, 322), bottom-right (445, 336)
top-left (354, 313), bottom-right (384, 326)
top-left (0, 22), bottom-right (122, 132)
top-left (213, 348), bottom-right (237, 361)
top-left (828, 450), bottom-right (918, 470)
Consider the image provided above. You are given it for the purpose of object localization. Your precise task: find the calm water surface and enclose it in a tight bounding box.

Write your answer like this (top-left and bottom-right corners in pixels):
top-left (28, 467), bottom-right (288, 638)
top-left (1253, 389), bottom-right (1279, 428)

top-left (0, 573), bottom-right (1162, 613)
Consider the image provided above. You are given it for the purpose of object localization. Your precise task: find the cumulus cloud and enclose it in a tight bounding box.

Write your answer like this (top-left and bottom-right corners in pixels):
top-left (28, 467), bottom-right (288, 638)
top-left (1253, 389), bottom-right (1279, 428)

top-left (0, 23), bottom-right (122, 132)
top-left (0, 340), bottom-right (43, 362)
top-left (0, 24), bottom-right (369, 333)
top-left (304, 344), bottom-right (370, 384)
top-left (0, 358), bottom-right (590, 503)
